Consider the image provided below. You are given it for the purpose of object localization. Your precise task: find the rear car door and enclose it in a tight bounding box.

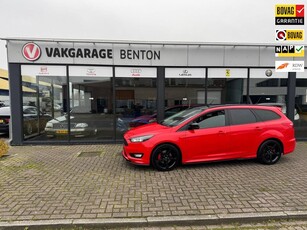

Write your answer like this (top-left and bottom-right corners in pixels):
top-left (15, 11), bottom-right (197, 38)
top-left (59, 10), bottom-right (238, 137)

top-left (227, 108), bottom-right (264, 158)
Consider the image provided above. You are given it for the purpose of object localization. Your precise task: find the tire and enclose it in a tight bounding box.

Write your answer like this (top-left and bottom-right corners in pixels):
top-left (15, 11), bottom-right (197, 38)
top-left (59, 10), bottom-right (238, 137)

top-left (257, 140), bottom-right (282, 165)
top-left (151, 144), bottom-right (180, 171)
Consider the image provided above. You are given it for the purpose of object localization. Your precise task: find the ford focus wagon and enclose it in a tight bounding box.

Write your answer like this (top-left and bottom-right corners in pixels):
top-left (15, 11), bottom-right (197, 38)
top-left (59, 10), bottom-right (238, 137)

top-left (122, 105), bottom-right (296, 171)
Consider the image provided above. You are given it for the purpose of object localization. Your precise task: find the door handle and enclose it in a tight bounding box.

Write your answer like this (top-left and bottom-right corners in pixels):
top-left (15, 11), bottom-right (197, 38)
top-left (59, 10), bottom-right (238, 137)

top-left (255, 126), bottom-right (262, 130)
top-left (218, 130), bottom-right (226, 134)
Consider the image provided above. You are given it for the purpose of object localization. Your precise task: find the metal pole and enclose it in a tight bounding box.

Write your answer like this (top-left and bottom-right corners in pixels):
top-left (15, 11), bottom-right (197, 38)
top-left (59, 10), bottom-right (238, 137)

top-left (286, 72), bottom-right (296, 121)
top-left (157, 67), bottom-right (165, 123)
top-left (8, 63), bottom-right (23, 145)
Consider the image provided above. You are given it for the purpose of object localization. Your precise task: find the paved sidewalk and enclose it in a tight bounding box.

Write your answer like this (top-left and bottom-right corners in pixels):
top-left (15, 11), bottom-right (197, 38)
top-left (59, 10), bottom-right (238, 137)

top-left (0, 142), bottom-right (307, 229)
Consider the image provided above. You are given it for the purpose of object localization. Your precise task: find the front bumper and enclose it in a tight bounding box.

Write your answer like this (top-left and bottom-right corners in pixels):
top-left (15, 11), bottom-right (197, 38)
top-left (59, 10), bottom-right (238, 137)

top-left (45, 128), bottom-right (95, 138)
top-left (122, 140), bottom-right (151, 166)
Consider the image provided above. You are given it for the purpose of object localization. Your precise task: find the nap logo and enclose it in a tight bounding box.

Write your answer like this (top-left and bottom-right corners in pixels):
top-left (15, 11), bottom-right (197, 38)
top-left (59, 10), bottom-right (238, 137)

top-left (275, 45), bottom-right (305, 57)
top-left (275, 61), bottom-right (305, 72)
top-left (22, 43), bottom-right (41, 61)
top-left (275, 29), bottom-right (304, 41)
top-left (275, 4), bottom-right (304, 25)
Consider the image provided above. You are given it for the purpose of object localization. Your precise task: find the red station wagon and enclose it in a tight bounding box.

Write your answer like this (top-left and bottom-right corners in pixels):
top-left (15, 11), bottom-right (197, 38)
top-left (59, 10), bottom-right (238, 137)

top-left (122, 105), bottom-right (296, 171)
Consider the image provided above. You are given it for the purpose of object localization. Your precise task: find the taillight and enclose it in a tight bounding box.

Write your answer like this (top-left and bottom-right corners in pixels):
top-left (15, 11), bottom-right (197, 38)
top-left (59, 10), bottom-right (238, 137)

top-left (4, 118), bottom-right (10, 124)
top-left (282, 121), bottom-right (293, 127)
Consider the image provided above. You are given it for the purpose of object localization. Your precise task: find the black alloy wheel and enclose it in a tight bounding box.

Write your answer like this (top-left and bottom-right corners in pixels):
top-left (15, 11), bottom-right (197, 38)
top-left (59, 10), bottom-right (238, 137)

top-left (151, 144), bottom-right (180, 171)
top-left (257, 140), bottom-right (282, 165)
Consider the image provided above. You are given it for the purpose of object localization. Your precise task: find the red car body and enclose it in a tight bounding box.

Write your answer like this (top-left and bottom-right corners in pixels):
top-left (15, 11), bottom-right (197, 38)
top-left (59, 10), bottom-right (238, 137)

top-left (122, 105), bottom-right (296, 171)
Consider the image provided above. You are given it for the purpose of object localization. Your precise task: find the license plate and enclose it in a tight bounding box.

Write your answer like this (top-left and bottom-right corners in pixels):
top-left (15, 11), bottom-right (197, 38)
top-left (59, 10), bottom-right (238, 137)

top-left (56, 130), bottom-right (68, 134)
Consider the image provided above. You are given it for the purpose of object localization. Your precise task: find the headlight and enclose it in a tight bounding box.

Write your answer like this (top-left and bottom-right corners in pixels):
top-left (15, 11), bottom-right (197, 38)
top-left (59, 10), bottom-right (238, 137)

top-left (130, 135), bottom-right (153, 143)
top-left (45, 123), bottom-right (53, 128)
top-left (75, 123), bottom-right (88, 128)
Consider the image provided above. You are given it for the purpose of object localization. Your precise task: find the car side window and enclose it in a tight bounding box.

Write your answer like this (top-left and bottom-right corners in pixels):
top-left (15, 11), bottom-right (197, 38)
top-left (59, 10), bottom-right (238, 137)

top-left (252, 109), bottom-right (281, 121)
top-left (193, 110), bottom-right (225, 129)
top-left (229, 109), bottom-right (257, 125)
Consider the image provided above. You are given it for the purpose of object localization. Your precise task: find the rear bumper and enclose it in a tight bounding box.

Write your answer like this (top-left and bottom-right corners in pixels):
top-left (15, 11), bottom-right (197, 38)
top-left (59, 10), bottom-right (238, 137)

top-left (284, 138), bottom-right (296, 155)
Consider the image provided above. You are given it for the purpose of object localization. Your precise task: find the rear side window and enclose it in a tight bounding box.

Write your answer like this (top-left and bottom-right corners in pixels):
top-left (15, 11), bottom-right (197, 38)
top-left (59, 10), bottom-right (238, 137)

top-left (229, 109), bottom-right (257, 125)
top-left (252, 109), bottom-right (281, 121)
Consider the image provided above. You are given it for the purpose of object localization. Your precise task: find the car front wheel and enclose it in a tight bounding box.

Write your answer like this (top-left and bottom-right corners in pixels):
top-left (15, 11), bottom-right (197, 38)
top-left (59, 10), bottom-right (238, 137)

top-left (257, 140), bottom-right (282, 165)
top-left (151, 144), bottom-right (180, 171)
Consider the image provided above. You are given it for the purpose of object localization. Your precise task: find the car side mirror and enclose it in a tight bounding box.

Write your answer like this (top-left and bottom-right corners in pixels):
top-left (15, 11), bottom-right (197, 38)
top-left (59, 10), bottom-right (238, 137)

top-left (189, 123), bottom-right (200, 130)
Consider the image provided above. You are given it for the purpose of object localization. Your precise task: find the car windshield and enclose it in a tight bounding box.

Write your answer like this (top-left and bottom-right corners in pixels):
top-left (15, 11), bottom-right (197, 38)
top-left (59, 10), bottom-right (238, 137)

top-left (161, 106), bottom-right (207, 127)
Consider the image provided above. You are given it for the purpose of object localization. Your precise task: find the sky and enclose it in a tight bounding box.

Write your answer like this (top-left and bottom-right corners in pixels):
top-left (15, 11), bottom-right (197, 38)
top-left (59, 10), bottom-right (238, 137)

top-left (0, 0), bottom-right (306, 69)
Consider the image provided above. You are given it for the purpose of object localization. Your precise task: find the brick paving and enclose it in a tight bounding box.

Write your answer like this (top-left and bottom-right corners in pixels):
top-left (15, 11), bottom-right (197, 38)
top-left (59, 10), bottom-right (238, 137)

top-left (0, 142), bottom-right (307, 228)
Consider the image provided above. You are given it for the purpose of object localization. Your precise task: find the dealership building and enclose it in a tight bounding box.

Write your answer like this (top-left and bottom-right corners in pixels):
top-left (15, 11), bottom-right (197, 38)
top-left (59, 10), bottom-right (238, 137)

top-left (3, 39), bottom-right (307, 145)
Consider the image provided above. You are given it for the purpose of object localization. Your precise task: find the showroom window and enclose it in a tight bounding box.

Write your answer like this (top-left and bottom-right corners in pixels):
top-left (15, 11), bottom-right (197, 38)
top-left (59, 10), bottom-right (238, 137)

top-left (165, 68), bottom-right (206, 107)
top-left (21, 65), bottom-right (67, 141)
top-left (207, 68), bottom-right (247, 104)
top-left (115, 67), bottom-right (157, 139)
top-left (249, 69), bottom-right (288, 104)
top-left (68, 66), bottom-right (114, 141)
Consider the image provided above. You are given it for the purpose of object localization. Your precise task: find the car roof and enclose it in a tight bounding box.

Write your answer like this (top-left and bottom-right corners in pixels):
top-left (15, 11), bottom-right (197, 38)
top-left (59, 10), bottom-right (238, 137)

top-left (23, 106), bottom-right (37, 110)
top-left (0, 106), bottom-right (39, 116)
top-left (257, 103), bottom-right (285, 107)
top-left (206, 104), bottom-right (282, 110)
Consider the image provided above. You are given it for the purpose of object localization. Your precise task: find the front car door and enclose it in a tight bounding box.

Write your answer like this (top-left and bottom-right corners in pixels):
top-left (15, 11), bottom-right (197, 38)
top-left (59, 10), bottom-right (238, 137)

top-left (180, 109), bottom-right (231, 163)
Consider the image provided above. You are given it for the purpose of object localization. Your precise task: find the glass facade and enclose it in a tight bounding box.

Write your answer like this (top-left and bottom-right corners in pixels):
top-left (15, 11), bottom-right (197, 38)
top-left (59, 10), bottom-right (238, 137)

top-left (295, 71), bottom-right (307, 139)
top-left (20, 65), bottom-right (307, 143)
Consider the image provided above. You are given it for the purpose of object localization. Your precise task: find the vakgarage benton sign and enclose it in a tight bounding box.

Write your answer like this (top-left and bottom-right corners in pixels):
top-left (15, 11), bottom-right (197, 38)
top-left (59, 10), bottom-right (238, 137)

top-left (7, 40), bottom-right (307, 67)
top-left (22, 42), bottom-right (160, 61)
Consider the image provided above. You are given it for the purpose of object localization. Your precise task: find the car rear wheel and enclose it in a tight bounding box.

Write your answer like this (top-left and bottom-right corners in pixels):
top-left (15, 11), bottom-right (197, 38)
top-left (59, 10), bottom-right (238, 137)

top-left (257, 140), bottom-right (282, 165)
top-left (151, 144), bottom-right (180, 171)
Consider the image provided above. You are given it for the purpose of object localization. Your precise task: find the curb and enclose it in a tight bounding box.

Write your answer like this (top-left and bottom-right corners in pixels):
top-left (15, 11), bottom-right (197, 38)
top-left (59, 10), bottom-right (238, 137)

top-left (1, 211), bottom-right (307, 229)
